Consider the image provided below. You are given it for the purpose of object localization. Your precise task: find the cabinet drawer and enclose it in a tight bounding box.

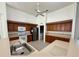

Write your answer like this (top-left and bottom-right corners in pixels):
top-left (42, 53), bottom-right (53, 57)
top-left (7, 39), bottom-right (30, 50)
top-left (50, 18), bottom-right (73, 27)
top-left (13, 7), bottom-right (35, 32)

top-left (9, 37), bottom-right (19, 41)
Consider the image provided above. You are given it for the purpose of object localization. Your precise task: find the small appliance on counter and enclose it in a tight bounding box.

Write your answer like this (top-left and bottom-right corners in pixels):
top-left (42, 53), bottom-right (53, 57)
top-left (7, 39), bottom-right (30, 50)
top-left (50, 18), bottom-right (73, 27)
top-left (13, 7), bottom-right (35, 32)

top-left (18, 26), bottom-right (27, 43)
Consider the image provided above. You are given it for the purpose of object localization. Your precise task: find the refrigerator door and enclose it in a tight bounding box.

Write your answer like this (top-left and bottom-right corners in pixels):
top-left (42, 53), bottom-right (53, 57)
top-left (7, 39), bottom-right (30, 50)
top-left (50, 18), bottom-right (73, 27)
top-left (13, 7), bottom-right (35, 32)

top-left (32, 28), bottom-right (38, 41)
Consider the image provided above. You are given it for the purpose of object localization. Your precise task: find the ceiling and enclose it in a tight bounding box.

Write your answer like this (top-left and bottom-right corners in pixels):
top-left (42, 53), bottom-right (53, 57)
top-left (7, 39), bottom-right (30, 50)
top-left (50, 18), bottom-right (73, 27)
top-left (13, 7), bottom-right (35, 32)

top-left (7, 2), bottom-right (73, 16)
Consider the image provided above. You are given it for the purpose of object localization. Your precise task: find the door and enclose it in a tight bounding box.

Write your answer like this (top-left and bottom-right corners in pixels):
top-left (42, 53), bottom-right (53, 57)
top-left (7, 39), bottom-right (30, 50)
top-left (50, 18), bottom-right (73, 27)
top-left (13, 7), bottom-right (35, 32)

top-left (40, 26), bottom-right (44, 40)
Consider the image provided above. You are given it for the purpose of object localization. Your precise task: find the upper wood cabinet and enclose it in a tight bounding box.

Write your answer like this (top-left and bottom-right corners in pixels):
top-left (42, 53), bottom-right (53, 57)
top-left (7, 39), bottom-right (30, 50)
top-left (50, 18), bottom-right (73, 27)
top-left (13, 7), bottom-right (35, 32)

top-left (60, 23), bottom-right (65, 31)
top-left (8, 23), bottom-right (14, 32)
top-left (46, 20), bottom-right (72, 32)
top-left (13, 23), bottom-right (18, 31)
top-left (7, 20), bottom-right (37, 32)
top-left (64, 22), bottom-right (72, 32)
top-left (56, 24), bottom-right (61, 31)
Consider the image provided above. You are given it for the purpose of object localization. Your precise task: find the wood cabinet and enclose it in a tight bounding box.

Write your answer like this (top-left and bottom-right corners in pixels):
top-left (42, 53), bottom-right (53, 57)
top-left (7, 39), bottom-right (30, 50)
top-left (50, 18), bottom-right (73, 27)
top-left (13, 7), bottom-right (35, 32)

top-left (60, 23), bottom-right (65, 31)
top-left (7, 20), bottom-right (37, 32)
top-left (46, 35), bottom-right (56, 43)
top-left (46, 35), bottom-right (70, 43)
top-left (64, 22), bottom-right (72, 32)
top-left (47, 20), bottom-right (72, 32)
top-left (9, 37), bottom-right (19, 41)
top-left (13, 23), bottom-right (18, 31)
top-left (56, 37), bottom-right (70, 42)
top-left (8, 23), bottom-right (14, 32)
top-left (56, 24), bottom-right (61, 31)
top-left (27, 35), bottom-right (32, 42)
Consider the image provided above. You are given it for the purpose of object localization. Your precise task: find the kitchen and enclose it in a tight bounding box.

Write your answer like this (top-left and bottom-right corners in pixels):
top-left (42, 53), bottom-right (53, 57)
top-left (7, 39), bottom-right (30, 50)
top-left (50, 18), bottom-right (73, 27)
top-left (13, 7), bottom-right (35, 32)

top-left (0, 2), bottom-right (79, 57)
top-left (6, 2), bottom-right (73, 56)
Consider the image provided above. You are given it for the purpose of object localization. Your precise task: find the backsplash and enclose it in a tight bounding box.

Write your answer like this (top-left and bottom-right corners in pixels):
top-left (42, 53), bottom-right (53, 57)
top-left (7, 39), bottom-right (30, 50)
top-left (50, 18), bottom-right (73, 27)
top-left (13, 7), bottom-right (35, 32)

top-left (46, 31), bottom-right (71, 35)
top-left (46, 31), bottom-right (71, 38)
top-left (8, 31), bottom-right (31, 38)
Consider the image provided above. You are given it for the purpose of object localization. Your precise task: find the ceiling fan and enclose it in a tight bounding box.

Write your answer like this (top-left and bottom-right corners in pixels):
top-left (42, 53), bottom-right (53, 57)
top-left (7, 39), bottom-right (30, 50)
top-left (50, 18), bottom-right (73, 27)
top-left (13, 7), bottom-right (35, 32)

top-left (35, 2), bottom-right (48, 17)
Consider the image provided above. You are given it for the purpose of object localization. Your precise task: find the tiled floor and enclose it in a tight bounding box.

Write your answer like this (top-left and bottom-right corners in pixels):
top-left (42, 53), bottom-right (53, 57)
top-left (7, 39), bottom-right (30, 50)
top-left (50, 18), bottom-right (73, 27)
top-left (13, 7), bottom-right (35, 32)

top-left (28, 40), bottom-right (49, 51)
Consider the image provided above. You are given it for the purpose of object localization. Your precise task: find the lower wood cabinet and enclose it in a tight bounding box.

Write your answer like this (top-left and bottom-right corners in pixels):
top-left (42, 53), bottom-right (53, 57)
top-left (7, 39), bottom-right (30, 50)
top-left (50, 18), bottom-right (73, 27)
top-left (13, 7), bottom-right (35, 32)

top-left (46, 35), bottom-right (70, 43)
top-left (56, 37), bottom-right (70, 42)
top-left (46, 35), bottom-right (56, 43)
top-left (9, 35), bottom-right (32, 42)
top-left (27, 35), bottom-right (32, 42)
top-left (9, 37), bottom-right (19, 41)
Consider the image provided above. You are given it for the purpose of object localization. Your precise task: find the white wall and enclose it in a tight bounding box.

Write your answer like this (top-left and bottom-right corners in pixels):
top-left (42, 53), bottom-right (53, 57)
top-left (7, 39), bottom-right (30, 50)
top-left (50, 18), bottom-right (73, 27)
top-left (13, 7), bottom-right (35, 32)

top-left (47, 4), bottom-right (75, 23)
top-left (7, 6), bottom-right (37, 24)
top-left (73, 3), bottom-right (79, 43)
top-left (0, 2), bottom-right (10, 56)
top-left (35, 13), bottom-right (47, 42)
top-left (67, 3), bottom-right (79, 57)
top-left (36, 15), bottom-right (46, 25)
top-left (0, 3), bottom-right (8, 39)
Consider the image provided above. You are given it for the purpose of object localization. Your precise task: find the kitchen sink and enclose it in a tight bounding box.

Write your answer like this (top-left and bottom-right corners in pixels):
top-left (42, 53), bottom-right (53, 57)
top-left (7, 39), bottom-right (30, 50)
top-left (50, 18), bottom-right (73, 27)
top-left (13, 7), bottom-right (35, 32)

top-left (10, 43), bottom-right (35, 56)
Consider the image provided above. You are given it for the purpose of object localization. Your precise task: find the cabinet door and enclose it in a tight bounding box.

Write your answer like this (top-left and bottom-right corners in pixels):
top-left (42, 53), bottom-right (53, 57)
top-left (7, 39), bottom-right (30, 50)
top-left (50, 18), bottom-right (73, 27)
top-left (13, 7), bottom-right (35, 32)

top-left (29, 25), bottom-right (33, 31)
top-left (64, 22), bottom-right (72, 32)
top-left (25, 24), bottom-right (36, 31)
top-left (49, 25), bottom-right (52, 31)
top-left (60, 23), bottom-right (65, 31)
top-left (46, 35), bottom-right (51, 42)
top-left (47, 25), bottom-right (50, 31)
top-left (52, 24), bottom-right (55, 31)
top-left (26, 25), bottom-right (30, 31)
top-left (47, 25), bottom-right (49, 31)
top-left (27, 35), bottom-right (32, 42)
top-left (56, 24), bottom-right (61, 31)
top-left (51, 25), bottom-right (54, 31)
top-left (69, 22), bottom-right (72, 31)
top-left (46, 35), bottom-right (55, 43)
top-left (14, 23), bottom-right (18, 31)
top-left (8, 23), bottom-right (14, 32)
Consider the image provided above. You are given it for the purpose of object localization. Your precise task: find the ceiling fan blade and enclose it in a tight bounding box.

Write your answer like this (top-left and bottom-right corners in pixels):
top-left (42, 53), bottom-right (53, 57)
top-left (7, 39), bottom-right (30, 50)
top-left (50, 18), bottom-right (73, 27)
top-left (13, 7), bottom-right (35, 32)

top-left (34, 3), bottom-right (48, 17)
top-left (40, 14), bottom-right (44, 17)
top-left (35, 14), bottom-right (44, 17)
top-left (35, 14), bottom-right (39, 17)
top-left (41, 10), bottom-right (48, 13)
top-left (34, 9), bottom-right (37, 11)
top-left (34, 9), bottom-right (40, 13)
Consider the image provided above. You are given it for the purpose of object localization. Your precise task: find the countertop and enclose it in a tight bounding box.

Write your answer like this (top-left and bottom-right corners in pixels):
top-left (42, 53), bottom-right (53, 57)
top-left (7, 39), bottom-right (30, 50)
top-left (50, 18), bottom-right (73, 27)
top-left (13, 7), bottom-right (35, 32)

top-left (46, 31), bottom-right (71, 39)
top-left (8, 31), bottom-right (32, 38)
top-left (28, 40), bottom-right (69, 57)
top-left (46, 33), bottom-right (71, 39)
top-left (8, 33), bottom-right (32, 38)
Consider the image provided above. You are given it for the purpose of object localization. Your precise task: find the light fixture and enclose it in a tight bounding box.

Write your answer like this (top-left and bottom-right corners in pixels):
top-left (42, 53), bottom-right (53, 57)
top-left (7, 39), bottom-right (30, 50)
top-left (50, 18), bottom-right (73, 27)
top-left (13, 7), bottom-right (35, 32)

top-left (34, 2), bottom-right (48, 17)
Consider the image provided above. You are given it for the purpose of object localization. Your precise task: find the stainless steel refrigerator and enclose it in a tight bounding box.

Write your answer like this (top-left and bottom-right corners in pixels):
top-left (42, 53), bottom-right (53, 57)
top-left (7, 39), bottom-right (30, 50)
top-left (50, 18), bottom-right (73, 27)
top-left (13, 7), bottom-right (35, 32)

top-left (31, 27), bottom-right (38, 41)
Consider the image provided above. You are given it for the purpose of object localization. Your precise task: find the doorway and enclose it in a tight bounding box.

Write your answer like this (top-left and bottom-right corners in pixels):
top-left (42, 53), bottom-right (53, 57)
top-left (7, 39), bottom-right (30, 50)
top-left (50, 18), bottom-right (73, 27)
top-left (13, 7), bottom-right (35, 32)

top-left (40, 26), bottom-right (44, 40)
